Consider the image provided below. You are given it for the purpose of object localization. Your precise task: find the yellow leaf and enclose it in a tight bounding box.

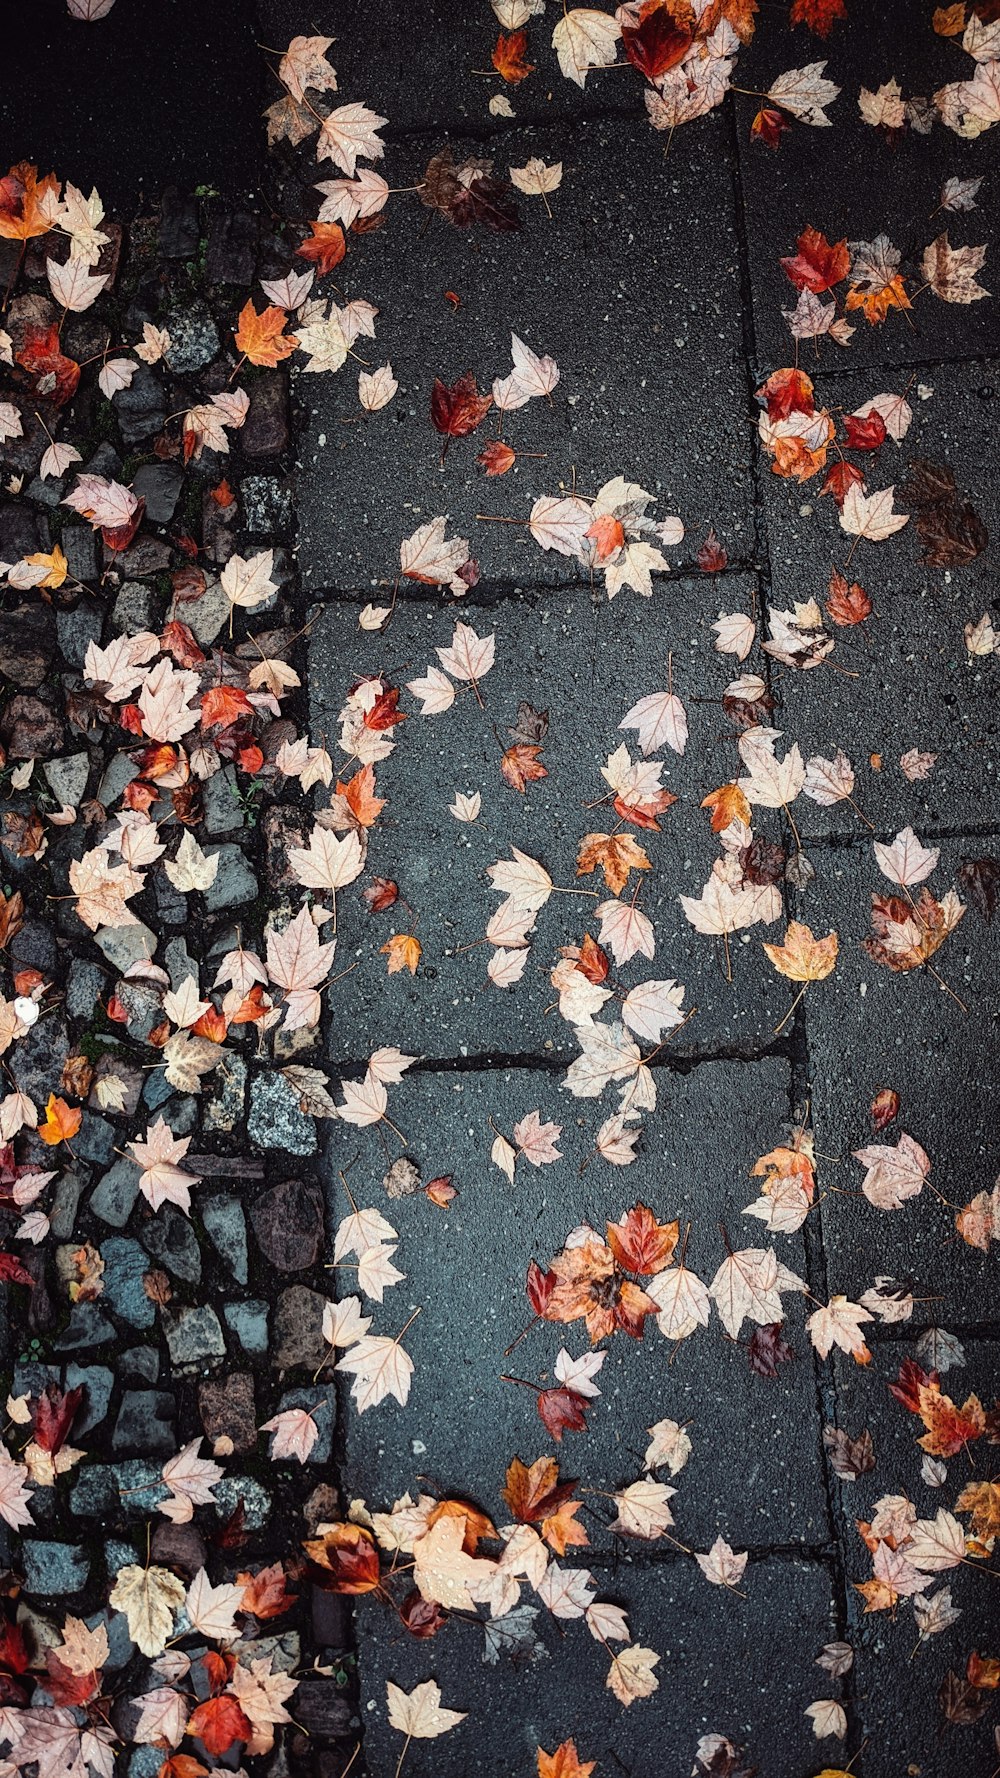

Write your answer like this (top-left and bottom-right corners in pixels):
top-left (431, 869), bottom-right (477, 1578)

top-left (381, 934), bottom-right (421, 976)
top-left (38, 1093), bottom-right (82, 1146)
top-left (23, 545), bottom-right (67, 589)
top-left (234, 300), bottom-right (298, 368)
top-left (762, 922), bottom-right (838, 983)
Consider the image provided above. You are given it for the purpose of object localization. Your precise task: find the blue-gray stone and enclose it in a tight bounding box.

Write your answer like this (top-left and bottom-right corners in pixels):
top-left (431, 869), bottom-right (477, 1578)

top-left (223, 1299), bottom-right (268, 1354)
top-left (113, 1391), bottom-right (176, 1456)
top-left (202, 1194), bottom-right (248, 1284)
top-left (120, 1346), bottom-right (159, 1382)
top-left (101, 1236), bottom-right (155, 1328)
top-left (140, 1204), bottom-right (201, 1283)
top-left (165, 302), bottom-right (219, 375)
top-left (201, 766), bottom-right (240, 835)
top-left (90, 1158), bottom-right (141, 1227)
top-left (21, 1541), bottom-right (89, 1595)
top-left (203, 844), bottom-right (258, 912)
top-left (213, 1476), bottom-right (270, 1529)
top-left (95, 922), bottom-right (157, 972)
top-left (49, 1172), bottom-right (83, 1240)
top-left (65, 1363), bottom-right (114, 1434)
top-left (65, 967), bottom-right (108, 1024)
top-left (73, 1112), bottom-right (115, 1166)
top-left (56, 599), bottom-right (102, 666)
top-left (105, 1540), bottom-right (138, 1581)
top-left (54, 1303), bottom-right (115, 1349)
top-left (248, 1071), bottom-right (316, 1156)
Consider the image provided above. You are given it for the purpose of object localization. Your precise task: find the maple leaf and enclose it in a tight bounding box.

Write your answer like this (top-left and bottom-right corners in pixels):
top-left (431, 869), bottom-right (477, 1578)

top-left (359, 362), bottom-right (397, 411)
top-left (400, 516), bottom-right (475, 593)
top-left (853, 1132), bottom-right (930, 1210)
top-left (577, 832), bottom-right (651, 896)
top-left (387, 1678), bottom-right (466, 1743)
top-left (186, 1696), bottom-right (252, 1757)
top-left (607, 1642), bottom-right (660, 1706)
top-left (296, 218), bottom-right (347, 275)
top-left (696, 1535), bottom-right (749, 1588)
top-left (159, 1438), bottom-right (223, 1521)
top-left (906, 1509), bottom-right (968, 1573)
top-left (806, 1294), bottom-right (873, 1363)
top-left (552, 8), bottom-right (622, 87)
top-left (382, 933), bottom-right (421, 976)
top-left (606, 1203), bottom-right (679, 1275)
top-left (763, 921), bottom-right (838, 982)
top-left (611, 1477), bottom-right (676, 1539)
top-left (494, 27), bottom-right (535, 79)
top-left (825, 569), bottom-right (871, 626)
top-left (234, 301), bottom-right (298, 368)
top-left (185, 1568), bottom-right (244, 1642)
top-left (318, 102), bottom-right (389, 176)
top-left (922, 232), bottom-right (989, 303)
top-left (781, 225), bottom-right (849, 292)
top-left (537, 1741), bottom-right (596, 1778)
top-left (509, 158), bottom-right (563, 210)
top-left (306, 1521), bottom-right (381, 1592)
top-left (336, 1326), bottom-right (415, 1411)
top-left (767, 61), bottom-right (840, 125)
top-left (0, 1450), bottom-right (34, 1530)
top-left (790, 0), bottom-right (847, 35)
top-left (431, 371), bottom-right (493, 440)
top-left (109, 1563), bottom-right (185, 1657)
top-left (128, 1118), bottom-right (201, 1214)
top-left (916, 1382), bottom-right (985, 1457)
top-left (0, 162), bottom-right (60, 240)
top-left (514, 1109), bottom-right (563, 1165)
top-left (38, 1094), bottom-right (81, 1146)
top-left (266, 906), bottom-right (334, 1029)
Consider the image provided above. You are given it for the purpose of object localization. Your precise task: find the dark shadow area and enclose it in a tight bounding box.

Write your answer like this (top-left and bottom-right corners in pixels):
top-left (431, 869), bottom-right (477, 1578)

top-left (0, 0), bottom-right (266, 207)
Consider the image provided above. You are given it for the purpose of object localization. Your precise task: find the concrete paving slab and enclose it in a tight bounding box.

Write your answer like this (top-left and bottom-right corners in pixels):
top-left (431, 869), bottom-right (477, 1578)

top-left (311, 581), bottom-right (793, 1064)
top-left (0, 0), bottom-right (265, 207)
top-left (800, 838), bottom-right (1000, 1325)
top-left (830, 1340), bottom-right (1000, 1778)
top-left (733, 1), bottom-right (1000, 376)
top-left (258, 0), bottom-right (650, 136)
top-left (330, 1059), bottom-right (831, 1551)
top-left (292, 113), bottom-right (755, 592)
top-left (353, 1555), bottom-right (836, 1777)
top-left (759, 361), bottom-right (1000, 840)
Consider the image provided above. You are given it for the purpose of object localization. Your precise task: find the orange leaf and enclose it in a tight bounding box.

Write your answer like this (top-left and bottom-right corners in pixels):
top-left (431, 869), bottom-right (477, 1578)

top-left (234, 300), bottom-right (298, 368)
top-left (537, 1742), bottom-right (596, 1778)
top-left (576, 832), bottom-right (650, 896)
top-left (382, 933), bottom-right (421, 976)
top-left (200, 685), bottom-right (255, 730)
top-left (968, 1650), bottom-right (1000, 1690)
top-left (701, 783), bottom-right (751, 832)
top-left (502, 1455), bottom-right (573, 1524)
top-left (16, 324), bottom-right (80, 406)
top-left (426, 1497), bottom-right (497, 1551)
top-left (756, 366), bottom-right (815, 420)
top-left (185, 1698), bottom-right (252, 1759)
top-left (157, 1759), bottom-right (209, 1778)
top-left (296, 219), bottom-right (347, 274)
top-left (338, 764), bottom-right (384, 827)
top-left (303, 1523), bottom-right (381, 1593)
top-left (0, 162), bottom-right (60, 241)
top-left (192, 1007), bottom-right (228, 1043)
top-left (585, 514), bottom-right (624, 563)
top-left (606, 1203), bottom-right (679, 1276)
top-left (845, 274), bottom-right (911, 324)
top-left (478, 439), bottom-right (516, 477)
top-left (39, 1094), bottom-right (82, 1147)
top-left (916, 1381), bottom-right (985, 1457)
top-left (492, 28), bottom-right (535, 81)
top-left (501, 743), bottom-right (548, 793)
top-left (789, 0), bottom-right (847, 33)
top-left (825, 568), bottom-right (871, 625)
top-left (541, 1497), bottom-right (589, 1555)
top-left (237, 1562), bottom-right (297, 1619)
top-left (932, 3), bottom-right (966, 32)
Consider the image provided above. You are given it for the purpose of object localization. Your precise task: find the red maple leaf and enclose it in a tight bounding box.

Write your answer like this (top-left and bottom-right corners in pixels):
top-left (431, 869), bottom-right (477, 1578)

top-left (843, 411), bottom-right (887, 452)
top-left (430, 371), bottom-right (493, 438)
top-left (621, 0), bottom-right (694, 80)
top-left (790, 0), bottom-right (848, 36)
top-left (780, 226), bottom-right (850, 292)
top-left (16, 323), bottom-right (80, 405)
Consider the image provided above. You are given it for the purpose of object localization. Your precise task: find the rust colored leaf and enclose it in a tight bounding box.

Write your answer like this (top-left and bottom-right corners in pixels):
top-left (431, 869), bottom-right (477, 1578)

top-left (296, 219), bottom-right (347, 273)
top-left (430, 371), bottom-right (493, 438)
top-left (825, 568), bottom-right (871, 625)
